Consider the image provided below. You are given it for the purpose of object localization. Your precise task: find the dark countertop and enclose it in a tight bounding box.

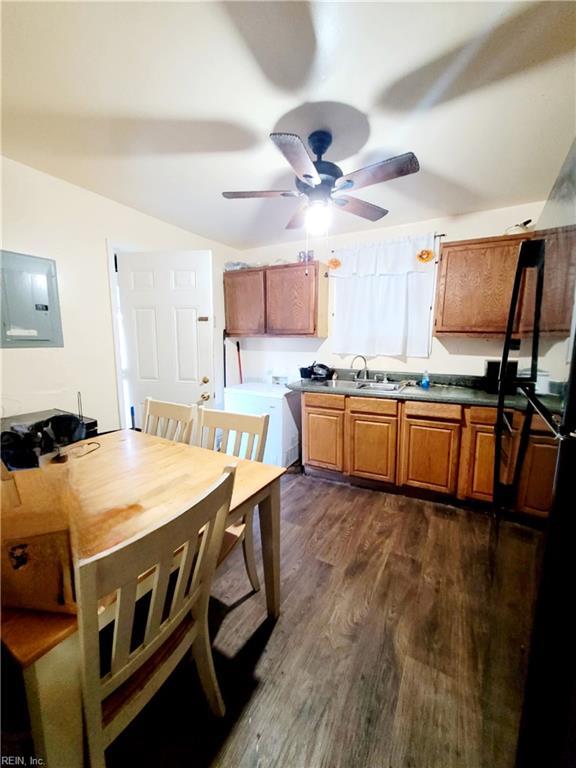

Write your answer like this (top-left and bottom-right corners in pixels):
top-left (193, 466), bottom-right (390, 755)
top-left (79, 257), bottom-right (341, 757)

top-left (287, 379), bottom-right (564, 414)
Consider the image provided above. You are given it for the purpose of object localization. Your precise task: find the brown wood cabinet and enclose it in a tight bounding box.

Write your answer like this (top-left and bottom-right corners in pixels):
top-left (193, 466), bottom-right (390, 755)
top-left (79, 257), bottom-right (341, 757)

top-left (457, 407), bottom-right (522, 502)
top-left (224, 261), bottom-right (328, 337)
top-left (434, 235), bottom-right (524, 335)
top-left (398, 402), bottom-right (462, 495)
top-left (223, 268), bottom-right (266, 335)
top-left (302, 393), bottom-right (345, 471)
top-left (301, 393), bottom-right (558, 514)
top-left (345, 397), bottom-right (398, 483)
top-left (434, 228), bottom-right (576, 337)
top-left (266, 263), bottom-right (317, 334)
top-left (516, 418), bottom-right (558, 517)
top-left (518, 227), bottom-right (576, 334)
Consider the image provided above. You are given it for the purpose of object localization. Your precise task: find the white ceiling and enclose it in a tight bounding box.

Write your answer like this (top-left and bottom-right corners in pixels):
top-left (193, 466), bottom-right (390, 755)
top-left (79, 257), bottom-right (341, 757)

top-left (2, 1), bottom-right (575, 250)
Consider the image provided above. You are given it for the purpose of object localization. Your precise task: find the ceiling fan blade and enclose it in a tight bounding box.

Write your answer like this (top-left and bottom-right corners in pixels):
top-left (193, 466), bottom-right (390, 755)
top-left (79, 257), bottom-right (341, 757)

top-left (336, 152), bottom-right (419, 192)
top-left (270, 133), bottom-right (321, 187)
top-left (285, 203), bottom-right (307, 230)
top-left (333, 195), bottom-right (389, 221)
top-left (222, 190), bottom-right (300, 199)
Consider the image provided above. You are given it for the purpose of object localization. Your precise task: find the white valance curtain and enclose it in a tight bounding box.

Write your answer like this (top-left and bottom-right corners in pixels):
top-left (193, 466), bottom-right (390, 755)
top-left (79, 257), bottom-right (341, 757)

top-left (331, 233), bottom-right (437, 357)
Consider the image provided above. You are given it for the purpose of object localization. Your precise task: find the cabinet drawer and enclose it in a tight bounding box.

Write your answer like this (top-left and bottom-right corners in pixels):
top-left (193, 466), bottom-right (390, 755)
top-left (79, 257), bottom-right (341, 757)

top-left (303, 392), bottom-right (345, 410)
top-left (531, 414), bottom-right (557, 434)
top-left (403, 401), bottom-right (462, 421)
top-left (346, 397), bottom-right (398, 416)
top-left (468, 407), bottom-right (523, 428)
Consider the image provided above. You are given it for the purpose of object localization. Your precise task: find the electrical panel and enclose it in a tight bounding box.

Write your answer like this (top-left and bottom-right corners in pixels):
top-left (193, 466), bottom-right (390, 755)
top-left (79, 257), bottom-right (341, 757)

top-left (1, 251), bottom-right (64, 348)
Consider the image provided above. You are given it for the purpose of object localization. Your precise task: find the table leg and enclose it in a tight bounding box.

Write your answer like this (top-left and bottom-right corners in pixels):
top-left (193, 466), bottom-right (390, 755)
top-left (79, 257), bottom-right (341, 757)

top-left (23, 632), bottom-right (83, 768)
top-left (258, 478), bottom-right (281, 619)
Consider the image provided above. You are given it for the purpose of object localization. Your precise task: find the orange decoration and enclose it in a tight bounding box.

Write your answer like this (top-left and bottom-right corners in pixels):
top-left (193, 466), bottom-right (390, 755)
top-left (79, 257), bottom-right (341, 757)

top-left (416, 248), bottom-right (434, 263)
top-left (328, 257), bottom-right (341, 269)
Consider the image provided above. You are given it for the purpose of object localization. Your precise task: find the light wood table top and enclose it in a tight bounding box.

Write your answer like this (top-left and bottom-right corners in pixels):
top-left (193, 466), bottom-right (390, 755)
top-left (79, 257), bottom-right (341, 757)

top-left (66, 429), bottom-right (285, 559)
top-left (2, 430), bottom-right (285, 667)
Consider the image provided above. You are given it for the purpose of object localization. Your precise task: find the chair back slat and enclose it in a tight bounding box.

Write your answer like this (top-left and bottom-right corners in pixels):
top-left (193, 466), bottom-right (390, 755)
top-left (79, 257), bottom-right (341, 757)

top-left (245, 433), bottom-right (256, 460)
top-left (199, 409), bottom-right (270, 463)
top-left (142, 398), bottom-right (198, 444)
top-left (110, 580), bottom-right (137, 675)
top-left (220, 428), bottom-right (230, 453)
top-left (170, 535), bottom-right (198, 616)
top-left (204, 425), bottom-right (217, 451)
top-left (232, 430), bottom-right (243, 456)
top-left (148, 414), bottom-right (159, 435)
top-left (75, 465), bottom-right (235, 741)
top-left (143, 553), bottom-right (173, 644)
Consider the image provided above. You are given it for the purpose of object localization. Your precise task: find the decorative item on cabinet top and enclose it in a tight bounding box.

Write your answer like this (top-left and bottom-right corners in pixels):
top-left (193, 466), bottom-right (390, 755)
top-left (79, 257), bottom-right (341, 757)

top-left (224, 261), bottom-right (328, 338)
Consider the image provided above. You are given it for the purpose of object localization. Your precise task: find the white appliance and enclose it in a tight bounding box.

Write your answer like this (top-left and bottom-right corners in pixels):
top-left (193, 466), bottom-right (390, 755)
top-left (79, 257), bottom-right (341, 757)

top-left (223, 383), bottom-right (301, 467)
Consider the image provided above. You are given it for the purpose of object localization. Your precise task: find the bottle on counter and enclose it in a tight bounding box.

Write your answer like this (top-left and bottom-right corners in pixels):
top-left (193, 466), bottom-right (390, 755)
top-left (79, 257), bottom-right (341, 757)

top-left (420, 370), bottom-right (430, 390)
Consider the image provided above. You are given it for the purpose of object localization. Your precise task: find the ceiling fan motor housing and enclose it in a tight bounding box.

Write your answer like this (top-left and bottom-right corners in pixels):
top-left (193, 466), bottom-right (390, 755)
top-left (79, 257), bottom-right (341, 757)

top-left (297, 161), bottom-right (343, 201)
top-left (294, 130), bottom-right (343, 202)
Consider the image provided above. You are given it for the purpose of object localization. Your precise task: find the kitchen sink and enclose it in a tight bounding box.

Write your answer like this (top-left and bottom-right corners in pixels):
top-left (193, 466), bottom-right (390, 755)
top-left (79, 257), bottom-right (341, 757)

top-left (316, 379), bottom-right (411, 392)
top-left (355, 381), bottom-right (406, 392)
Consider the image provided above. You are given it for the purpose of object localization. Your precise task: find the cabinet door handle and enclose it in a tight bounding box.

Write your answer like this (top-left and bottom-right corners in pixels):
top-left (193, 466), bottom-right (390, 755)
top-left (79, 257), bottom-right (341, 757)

top-left (201, 393), bottom-right (210, 401)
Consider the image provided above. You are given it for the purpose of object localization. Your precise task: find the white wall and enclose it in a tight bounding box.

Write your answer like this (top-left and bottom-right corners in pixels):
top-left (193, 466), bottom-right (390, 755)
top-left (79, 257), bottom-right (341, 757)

top-left (2, 159), bottom-right (568, 433)
top-left (226, 200), bottom-right (571, 384)
top-left (1, 158), bottom-right (239, 430)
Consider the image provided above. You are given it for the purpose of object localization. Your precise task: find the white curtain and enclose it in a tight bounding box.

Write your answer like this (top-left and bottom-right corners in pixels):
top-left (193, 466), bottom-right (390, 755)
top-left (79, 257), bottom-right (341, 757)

top-left (331, 234), bottom-right (437, 357)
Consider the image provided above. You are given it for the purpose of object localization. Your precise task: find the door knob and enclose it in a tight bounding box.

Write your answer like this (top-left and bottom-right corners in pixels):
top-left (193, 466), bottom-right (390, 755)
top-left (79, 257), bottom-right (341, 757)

top-left (201, 393), bottom-right (210, 401)
top-left (201, 376), bottom-right (210, 384)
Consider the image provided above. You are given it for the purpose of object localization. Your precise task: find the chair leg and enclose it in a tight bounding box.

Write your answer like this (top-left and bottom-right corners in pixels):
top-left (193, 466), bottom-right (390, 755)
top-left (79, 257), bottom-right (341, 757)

top-left (242, 510), bottom-right (261, 592)
top-left (191, 622), bottom-right (225, 717)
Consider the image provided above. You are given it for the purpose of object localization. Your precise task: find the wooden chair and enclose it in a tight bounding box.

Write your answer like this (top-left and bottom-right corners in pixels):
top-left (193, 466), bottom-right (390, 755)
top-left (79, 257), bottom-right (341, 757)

top-left (197, 409), bottom-right (269, 592)
top-left (142, 398), bottom-right (198, 444)
top-left (74, 466), bottom-right (235, 768)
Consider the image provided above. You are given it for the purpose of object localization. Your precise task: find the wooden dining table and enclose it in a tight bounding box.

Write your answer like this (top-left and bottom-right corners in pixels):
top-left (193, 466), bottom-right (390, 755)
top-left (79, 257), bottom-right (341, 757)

top-left (1, 429), bottom-right (285, 767)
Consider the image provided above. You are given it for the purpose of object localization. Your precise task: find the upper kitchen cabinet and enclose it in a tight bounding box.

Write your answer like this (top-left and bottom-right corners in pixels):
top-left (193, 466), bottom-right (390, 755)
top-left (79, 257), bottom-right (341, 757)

top-left (224, 261), bottom-right (328, 337)
top-left (266, 263), bottom-right (323, 335)
top-left (518, 226), bottom-right (576, 335)
top-left (434, 229), bottom-right (576, 337)
top-left (434, 235), bottom-right (524, 335)
top-left (224, 267), bottom-right (266, 335)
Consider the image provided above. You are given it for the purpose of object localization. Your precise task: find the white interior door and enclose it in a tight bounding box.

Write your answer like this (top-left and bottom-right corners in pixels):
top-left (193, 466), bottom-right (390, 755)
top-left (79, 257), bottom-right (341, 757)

top-left (115, 250), bottom-right (213, 428)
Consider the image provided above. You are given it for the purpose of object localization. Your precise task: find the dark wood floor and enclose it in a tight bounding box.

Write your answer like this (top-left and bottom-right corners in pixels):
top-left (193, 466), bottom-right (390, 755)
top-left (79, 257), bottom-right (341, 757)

top-left (103, 474), bottom-right (542, 768)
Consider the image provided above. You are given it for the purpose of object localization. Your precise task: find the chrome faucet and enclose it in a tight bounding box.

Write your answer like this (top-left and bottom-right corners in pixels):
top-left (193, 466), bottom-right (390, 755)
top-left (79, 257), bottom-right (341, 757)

top-left (351, 355), bottom-right (369, 380)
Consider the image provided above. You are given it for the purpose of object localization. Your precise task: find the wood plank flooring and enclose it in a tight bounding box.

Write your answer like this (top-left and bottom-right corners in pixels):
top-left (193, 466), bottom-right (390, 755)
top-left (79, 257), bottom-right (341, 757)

top-left (104, 474), bottom-right (541, 768)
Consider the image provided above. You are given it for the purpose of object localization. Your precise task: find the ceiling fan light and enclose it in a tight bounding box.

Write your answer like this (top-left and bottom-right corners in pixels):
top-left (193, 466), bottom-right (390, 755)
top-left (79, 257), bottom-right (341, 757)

top-left (305, 201), bottom-right (332, 235)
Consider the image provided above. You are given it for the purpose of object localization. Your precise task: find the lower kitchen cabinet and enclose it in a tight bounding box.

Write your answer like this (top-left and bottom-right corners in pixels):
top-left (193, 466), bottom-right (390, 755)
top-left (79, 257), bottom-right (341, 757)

top-left (516, 432), bottom-right (558, 517)
top-left (302, 393), bottom-right (345, 471)
top-left (301, 392), bottom-right (558, 514)
top-left (345, 397), bottom-right (398, 483)
top-left (398, 402), bottom-right (462, 495)
top-left (457, 407), bottom-right (522, 502)
top-left (458, 408), bottom-right (556, 516)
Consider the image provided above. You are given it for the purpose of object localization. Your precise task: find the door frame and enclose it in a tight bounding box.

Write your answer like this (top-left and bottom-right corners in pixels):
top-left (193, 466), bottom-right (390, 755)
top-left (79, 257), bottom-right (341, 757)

top-left (106, 238), bottom-right (141, 429)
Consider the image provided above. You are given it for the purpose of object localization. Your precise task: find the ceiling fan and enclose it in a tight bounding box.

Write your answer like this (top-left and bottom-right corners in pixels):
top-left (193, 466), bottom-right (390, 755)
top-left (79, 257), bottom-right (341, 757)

top-left (222, 130), bottom-right (420, 233)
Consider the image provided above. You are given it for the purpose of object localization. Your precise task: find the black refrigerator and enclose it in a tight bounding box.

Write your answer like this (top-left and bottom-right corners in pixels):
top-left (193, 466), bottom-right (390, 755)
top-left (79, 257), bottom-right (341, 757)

top-left (492, 142), bottom-right (576, 767)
